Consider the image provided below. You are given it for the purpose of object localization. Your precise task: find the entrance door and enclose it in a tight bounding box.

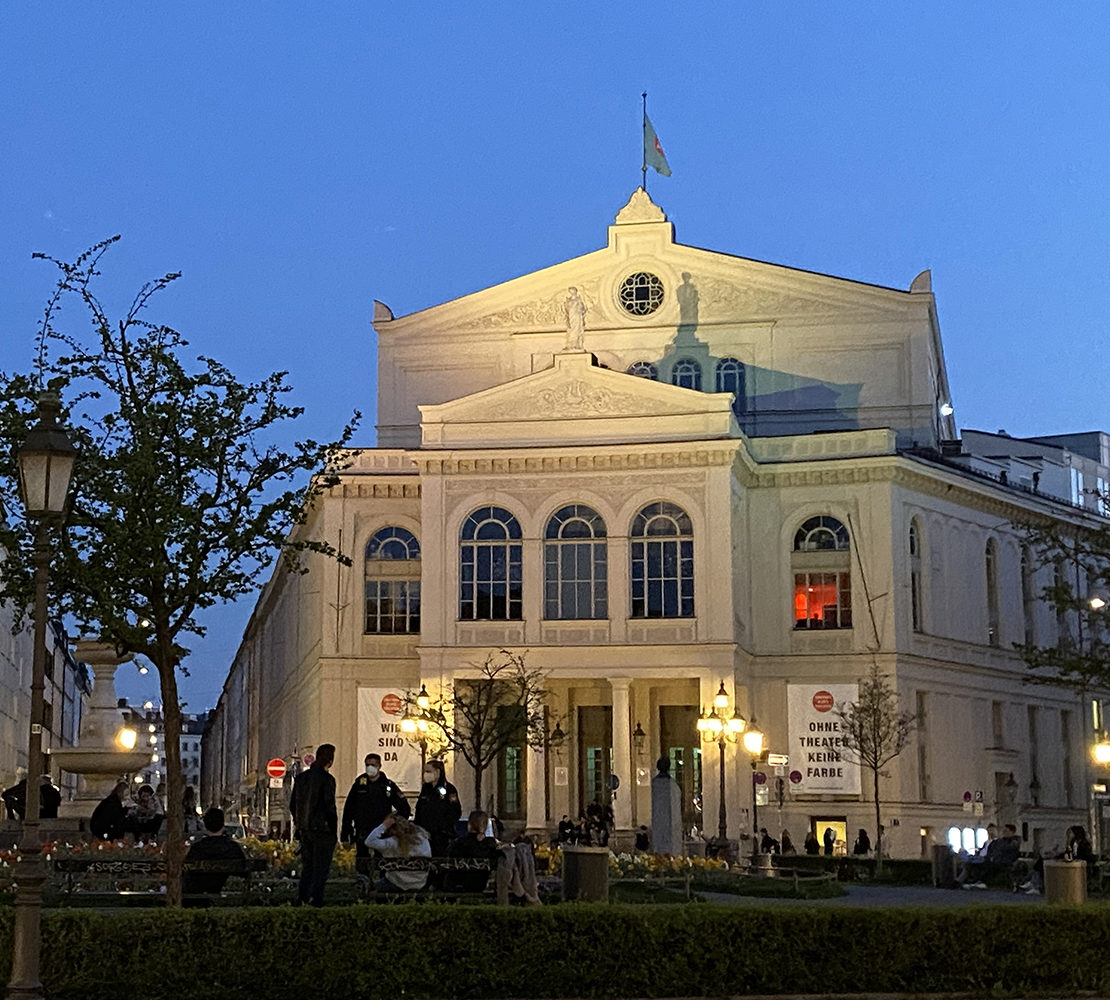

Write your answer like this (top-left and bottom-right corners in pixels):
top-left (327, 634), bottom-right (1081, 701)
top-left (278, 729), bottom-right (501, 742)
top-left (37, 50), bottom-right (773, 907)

top-left (659, 705), bottom-right (702, 830)
top-left (577, 706), bottom-right (612, 814)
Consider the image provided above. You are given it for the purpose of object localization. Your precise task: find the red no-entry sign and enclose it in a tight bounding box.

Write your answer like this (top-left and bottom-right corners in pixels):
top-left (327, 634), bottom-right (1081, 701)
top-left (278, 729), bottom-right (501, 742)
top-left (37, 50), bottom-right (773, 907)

top-left (266, 758), bottom-right (286, 779)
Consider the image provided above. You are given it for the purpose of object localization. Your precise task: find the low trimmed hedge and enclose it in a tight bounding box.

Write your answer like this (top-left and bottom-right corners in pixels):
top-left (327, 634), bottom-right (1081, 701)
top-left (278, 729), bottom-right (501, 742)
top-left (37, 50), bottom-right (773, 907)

top-left (2, 904), bottom-right (1108, 999)
top-left (772, 854), bottom-right (936, 885)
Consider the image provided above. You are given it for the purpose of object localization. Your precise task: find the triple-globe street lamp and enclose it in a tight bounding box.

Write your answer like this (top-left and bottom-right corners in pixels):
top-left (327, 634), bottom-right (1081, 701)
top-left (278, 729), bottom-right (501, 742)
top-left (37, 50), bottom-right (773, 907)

top-left (696, 682), bottom-right (763, 858)
top-left (400, 683), bottom-right (433, 769)
top-left (8, 392), bottom-right (76, 1000)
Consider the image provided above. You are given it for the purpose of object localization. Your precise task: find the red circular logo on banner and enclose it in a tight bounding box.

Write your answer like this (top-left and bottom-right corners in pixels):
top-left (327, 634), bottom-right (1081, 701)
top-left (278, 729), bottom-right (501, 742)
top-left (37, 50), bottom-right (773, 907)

top-left (381, 693), bottom-right (403, 715)
top-left (812, 690), bottom-right (835, 712)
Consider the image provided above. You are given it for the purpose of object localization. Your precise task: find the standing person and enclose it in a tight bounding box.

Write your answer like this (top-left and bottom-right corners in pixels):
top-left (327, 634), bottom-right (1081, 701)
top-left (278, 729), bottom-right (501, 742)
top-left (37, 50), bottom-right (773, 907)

top-left (804, 830), bottom-right (821, 855)
top-left (822, 827), bottom-right (836, 856)
top-left (39, 774), bottom-right (61, 819)
top-left (414, 759), bottom-right (461, 857)
top-left (182, 786), bottom-right (201, 837)
top-left (780, 830), bottom-right (797, 855)
top-left (341, 752), bottom-right (410, 861)
top-left (290, 743), bottom-right (338, 907)
top-left (852, 828), bottom-right (871, 855)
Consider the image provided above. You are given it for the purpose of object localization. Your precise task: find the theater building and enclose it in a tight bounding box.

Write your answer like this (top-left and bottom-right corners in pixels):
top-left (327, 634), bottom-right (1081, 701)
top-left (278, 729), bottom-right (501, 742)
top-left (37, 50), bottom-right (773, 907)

top-left (203, 189), bottom-right (1109, 855)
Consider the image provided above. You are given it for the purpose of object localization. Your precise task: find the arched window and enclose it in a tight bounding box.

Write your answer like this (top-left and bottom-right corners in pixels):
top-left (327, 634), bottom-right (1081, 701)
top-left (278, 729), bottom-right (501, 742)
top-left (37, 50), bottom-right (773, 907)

top-left (626, 361), bottom-right (658, 380)
top-left (792, 516), bottom-right (852, 629)
top-left (544, 505), bottom-right (607, 620)
top-left (671, 358), bottom-right (702, 391)
top-left (715, 357), bottom-right (746, 415)
top-left (1021, 547), bottom-right (1035, 646)
top-left (460, 507), bottom-right (523, 620)
top-left (986, 539), bottom-right (1000, 646)
top-left (909, 519), bottom-right (923, 633)
top-left (364, 527), bottom-right (421, 634)
top-left (630, 502), bottom-right (694, 618)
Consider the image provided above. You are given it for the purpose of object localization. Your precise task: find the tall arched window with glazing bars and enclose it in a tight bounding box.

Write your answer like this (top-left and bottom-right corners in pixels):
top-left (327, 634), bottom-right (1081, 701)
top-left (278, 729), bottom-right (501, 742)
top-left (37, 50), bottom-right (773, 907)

top-left (544, 505), bottom-right (607, 620)
top-left (909, 518), bottom-right (924, 633)
top-left (671, 358), bottom-right (702, 391)
top-left (792, 515), bottom-right (852, 629)
top-left (630, 502), bottom-right (694, 618)
top-left (715, 358), bottom-right (746, 416)
top-left (460, 507), bottom-right (522, 620)
top-left (364, 526), bottom-right (421, 634)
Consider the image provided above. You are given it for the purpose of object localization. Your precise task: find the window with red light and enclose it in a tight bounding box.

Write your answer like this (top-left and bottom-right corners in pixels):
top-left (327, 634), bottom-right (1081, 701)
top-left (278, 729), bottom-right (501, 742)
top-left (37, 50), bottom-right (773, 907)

top-left (792, 516), bottom-right (852, 630)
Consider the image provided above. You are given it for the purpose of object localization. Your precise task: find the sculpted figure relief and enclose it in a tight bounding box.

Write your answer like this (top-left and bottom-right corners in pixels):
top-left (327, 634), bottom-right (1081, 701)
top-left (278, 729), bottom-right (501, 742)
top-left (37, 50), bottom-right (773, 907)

top-left (564, 286), bottom-right (588, 350)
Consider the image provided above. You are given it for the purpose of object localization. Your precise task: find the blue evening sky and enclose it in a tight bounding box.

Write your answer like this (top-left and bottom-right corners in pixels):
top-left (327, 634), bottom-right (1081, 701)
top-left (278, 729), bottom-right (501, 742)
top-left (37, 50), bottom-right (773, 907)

top-left (2, 4), bottom-right (1107, 712)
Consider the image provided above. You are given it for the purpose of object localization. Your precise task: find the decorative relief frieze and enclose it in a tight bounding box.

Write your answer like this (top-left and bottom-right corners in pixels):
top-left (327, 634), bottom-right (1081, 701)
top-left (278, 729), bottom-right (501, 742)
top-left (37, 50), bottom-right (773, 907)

top-left (452, 278), bottom-right (602, 332)
top-left (698, 276), bottom-right (834, 320)
top-left (417, 447), bottom-right (735, 478)
top-left (481, 379), bottom-right (645, 420)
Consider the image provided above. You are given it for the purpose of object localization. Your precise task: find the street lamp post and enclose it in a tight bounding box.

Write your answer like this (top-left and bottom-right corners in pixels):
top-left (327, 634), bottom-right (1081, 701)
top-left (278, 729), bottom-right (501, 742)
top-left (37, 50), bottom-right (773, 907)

top-left (401, 683), bottom-right (434, 769)
top-left (743, 723), bottom-right (766, 851)
top-left (8, 392), bottom-right (76, 1000)
top-left (696, 682), bottom-right (747, 857)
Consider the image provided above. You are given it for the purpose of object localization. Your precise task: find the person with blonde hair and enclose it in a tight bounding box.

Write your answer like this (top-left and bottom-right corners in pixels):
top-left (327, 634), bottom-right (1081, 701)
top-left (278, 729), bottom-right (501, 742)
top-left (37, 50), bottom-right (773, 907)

top-left (365, 812), bottom-right (432, 891)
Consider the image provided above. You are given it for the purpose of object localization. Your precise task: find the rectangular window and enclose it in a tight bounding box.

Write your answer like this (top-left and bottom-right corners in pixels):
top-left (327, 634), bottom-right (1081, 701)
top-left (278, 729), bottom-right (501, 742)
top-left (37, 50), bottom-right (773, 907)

top-left (1061, 710), bottom-right (1073, 807)
top-left (365, 580), bottom-right (421, 634)
top-left (793, 573), bottom-right (852, 629)
top-left (499, 745), bottom-right (524, 819)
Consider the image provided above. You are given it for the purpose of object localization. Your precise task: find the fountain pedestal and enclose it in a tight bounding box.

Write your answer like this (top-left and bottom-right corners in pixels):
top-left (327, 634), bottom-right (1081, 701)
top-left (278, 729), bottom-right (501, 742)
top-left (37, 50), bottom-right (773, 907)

top-left (49, 640), bottom-right (153, 821)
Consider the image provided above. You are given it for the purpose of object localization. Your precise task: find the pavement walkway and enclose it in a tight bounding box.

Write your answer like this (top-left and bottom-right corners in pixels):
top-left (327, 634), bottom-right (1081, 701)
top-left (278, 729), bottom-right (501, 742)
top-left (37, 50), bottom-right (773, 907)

top-left (701, 883), bottom-right (1050, 907)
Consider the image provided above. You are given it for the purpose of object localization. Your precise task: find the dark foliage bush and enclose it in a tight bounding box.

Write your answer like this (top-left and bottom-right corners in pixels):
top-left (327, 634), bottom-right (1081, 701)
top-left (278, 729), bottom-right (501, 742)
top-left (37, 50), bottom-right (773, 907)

top-left (0, 905), bottom-right (1106, 999)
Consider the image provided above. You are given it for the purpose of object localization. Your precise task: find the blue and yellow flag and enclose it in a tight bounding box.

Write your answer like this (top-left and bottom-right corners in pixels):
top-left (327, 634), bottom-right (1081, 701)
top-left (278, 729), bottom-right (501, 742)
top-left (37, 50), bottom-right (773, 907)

top-left (643, 113), bottom-right (672, 177)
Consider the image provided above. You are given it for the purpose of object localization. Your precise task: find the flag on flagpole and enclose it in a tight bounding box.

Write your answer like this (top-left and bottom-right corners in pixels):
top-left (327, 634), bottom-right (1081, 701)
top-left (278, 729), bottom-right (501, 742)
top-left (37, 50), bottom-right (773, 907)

top-left (643, 113), bottom-right (672, 177)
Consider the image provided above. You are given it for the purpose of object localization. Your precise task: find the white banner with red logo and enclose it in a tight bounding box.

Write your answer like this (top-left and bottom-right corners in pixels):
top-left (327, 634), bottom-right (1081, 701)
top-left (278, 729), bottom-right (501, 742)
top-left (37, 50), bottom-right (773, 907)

top-left (356, 688), bottom-right (423, 795)
top-left (786, 684), bottom-right (861, 795)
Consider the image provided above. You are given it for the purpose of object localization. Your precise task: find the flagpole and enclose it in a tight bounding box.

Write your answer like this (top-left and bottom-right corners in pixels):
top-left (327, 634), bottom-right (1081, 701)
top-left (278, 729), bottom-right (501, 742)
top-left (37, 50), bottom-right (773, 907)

top-left (641, 91), bottom-right (648, 192)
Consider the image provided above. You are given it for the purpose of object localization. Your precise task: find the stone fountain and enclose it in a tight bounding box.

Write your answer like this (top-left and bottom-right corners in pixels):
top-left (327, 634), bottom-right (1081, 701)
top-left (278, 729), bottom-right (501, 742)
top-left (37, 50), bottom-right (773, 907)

top-left (49, 640), bottom-right (154, 820)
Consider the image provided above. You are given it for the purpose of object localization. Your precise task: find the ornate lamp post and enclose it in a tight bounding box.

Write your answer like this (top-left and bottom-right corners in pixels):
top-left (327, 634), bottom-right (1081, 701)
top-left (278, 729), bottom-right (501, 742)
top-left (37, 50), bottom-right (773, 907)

top-left (400, 683), bottom-right (434, 769)
top-left (742, 722), bottom-right (766, 851)
top-left (8, 392), bottom-right (76, 1000)
top-left (696, 682), bottom-right (747, 857)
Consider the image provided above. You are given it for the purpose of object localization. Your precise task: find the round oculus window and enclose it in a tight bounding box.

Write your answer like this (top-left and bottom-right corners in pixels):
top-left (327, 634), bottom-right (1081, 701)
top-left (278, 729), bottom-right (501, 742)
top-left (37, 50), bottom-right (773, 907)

top-left (618, 272), bottom-right (664, 316)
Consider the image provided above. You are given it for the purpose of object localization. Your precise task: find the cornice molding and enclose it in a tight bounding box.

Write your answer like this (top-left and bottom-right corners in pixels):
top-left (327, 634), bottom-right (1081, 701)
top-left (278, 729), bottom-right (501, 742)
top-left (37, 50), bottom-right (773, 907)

top-left (414, 443), bottom-right (740, 477)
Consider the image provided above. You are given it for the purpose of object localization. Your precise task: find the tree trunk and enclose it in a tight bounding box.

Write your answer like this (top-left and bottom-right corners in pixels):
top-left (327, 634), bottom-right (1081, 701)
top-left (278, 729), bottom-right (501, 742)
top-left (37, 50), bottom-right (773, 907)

top-left (872, 765), bottom-right (883, 877)
top-left (155, 635), bottom-right (185, 907)
top-left (473, 765), bottom-right (483, 816)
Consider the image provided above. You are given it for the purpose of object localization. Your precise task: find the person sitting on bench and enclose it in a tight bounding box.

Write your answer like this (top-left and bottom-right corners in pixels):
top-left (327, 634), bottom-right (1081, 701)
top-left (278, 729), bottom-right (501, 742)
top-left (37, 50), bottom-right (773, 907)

top-left (183, 807), bottom-right (247, 896)
top-left (365, 814), bottom-right (432, 891)
top-left (445, 810), bottom-right (500, 892)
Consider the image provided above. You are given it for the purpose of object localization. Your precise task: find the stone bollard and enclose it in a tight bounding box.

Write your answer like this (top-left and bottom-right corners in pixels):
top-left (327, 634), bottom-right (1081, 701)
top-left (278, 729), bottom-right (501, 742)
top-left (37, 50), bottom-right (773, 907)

top-left (1043, 860), bottom-right (1087, 904)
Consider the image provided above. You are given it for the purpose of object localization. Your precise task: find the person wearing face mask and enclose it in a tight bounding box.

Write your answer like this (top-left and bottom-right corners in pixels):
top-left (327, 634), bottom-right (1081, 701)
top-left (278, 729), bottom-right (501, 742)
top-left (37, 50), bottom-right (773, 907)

top-left (414, 759), bottom-right (461, 857)
top-left (340, 752), bottom-right (411, 861)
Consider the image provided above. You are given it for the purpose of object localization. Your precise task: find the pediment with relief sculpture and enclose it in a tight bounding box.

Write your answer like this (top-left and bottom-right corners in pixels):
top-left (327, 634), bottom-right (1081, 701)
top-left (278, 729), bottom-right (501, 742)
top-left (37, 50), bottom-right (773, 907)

top-left (419, 351), bottom-right (735, 449)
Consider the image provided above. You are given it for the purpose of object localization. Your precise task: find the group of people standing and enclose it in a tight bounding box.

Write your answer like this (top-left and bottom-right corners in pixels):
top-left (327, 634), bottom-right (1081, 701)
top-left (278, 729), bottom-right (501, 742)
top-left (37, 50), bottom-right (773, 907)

top-left (291, 744), bottom-right (478, 906)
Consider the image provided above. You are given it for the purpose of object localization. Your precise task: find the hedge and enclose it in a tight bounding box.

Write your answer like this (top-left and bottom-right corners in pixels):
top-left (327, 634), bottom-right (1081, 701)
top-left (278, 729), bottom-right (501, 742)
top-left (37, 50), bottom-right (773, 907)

top-left (1, 904), bottom-right (1108, 999)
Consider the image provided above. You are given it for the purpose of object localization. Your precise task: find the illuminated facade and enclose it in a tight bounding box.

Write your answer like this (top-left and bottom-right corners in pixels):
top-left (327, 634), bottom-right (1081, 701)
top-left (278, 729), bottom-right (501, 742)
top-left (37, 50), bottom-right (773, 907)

top-left (205, 190), bottom-right (1108, 855)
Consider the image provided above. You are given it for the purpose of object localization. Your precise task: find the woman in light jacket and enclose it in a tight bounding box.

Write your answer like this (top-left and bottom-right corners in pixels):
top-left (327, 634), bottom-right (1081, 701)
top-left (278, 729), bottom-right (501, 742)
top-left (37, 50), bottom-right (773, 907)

top-left (364, 814), bottom-right (432, 891)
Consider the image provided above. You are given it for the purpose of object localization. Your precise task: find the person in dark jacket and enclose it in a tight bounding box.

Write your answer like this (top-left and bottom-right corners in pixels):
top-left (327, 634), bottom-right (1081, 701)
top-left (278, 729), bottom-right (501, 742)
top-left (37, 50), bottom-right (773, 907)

top-left (289, 743), bottom-right (338, 906)
top-left (852, 828), bottom-right (871, 855)
top-left (183, 807), bottom-right (247, 899)
top-left (90, 781), bottom-right (132, 841)
top-left (414, 759), bottom-right (461, 857)
top-left (445, 809), bottom-right (500, 892)
top-left (341, 752), bottom-right (410, 859)
top-left (3, 775), bottom-right (60, 820)
top-left (804, 830), bottom-right (821, 855)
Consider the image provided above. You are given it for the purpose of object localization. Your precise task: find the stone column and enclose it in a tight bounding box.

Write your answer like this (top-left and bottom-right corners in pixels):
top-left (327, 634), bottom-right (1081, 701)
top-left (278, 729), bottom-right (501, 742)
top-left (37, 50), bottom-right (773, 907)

top-left (611, 677), bottom-right (632, 832)
top-left (525, 740), bottom-right (546, 835)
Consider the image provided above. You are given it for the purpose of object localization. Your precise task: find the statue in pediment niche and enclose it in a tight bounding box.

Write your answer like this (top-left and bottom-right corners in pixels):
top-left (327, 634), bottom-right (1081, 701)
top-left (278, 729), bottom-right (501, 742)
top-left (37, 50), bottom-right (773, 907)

top-left (563, 286), bottom-right (588, 351)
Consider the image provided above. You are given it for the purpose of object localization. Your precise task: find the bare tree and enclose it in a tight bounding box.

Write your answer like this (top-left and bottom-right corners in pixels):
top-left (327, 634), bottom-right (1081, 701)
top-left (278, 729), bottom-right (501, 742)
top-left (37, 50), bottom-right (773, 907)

top-left (835, 663), bottom-right (915, 873)
top-left (404, 649), bottom-right (547, 809)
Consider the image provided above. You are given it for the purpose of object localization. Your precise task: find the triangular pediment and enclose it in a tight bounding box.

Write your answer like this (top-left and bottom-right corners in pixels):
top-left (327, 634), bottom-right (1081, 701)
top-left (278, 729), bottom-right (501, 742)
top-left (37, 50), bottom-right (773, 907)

top-left (418, 352), bottom-right (736, 449)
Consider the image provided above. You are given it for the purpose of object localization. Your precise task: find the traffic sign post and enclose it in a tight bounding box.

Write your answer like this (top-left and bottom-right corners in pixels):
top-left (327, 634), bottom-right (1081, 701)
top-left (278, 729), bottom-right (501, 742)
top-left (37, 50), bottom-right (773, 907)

top-left (266, 758), bottom-right (286, 779)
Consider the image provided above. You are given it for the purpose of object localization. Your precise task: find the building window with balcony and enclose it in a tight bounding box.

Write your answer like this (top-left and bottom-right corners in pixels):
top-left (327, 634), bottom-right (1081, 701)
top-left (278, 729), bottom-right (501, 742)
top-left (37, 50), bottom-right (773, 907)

top-left (460, 506), bottom-right (523, 620)
top-left (792, 516), bottom-right (852, 630)
top-left (544, 504), bottom-right (607, 620)
top-left (364, 526), bottom-right (421, 634)
top-left (630, 501), bottom-right (694, 618)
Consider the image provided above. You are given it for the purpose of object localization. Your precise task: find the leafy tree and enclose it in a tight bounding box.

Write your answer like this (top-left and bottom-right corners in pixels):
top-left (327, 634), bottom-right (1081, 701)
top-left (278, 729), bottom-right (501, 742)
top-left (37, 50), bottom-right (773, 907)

top-left (0, 237), bottom-right (357, 904)
top-left (835, 663), bottom-right (915, 872)
top-left (402, 649), bottom-right (547, 809)
top-left (1016, 517), bottom-right (1110, 692)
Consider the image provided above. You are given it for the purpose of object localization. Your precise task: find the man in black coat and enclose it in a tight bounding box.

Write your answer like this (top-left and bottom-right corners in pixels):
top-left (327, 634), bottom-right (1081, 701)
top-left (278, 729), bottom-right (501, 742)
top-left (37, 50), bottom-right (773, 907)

top-left (289, 743), bottom-right (337, 907)
top-left (340, 752), bottom-right (410, 859)
top-left (183, 807), bottom-right (247, 898)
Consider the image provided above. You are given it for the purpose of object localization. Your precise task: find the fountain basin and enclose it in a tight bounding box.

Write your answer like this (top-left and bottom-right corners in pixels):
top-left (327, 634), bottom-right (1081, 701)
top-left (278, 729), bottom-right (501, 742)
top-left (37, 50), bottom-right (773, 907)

top-left (49, 747), bottom-right (154, 775)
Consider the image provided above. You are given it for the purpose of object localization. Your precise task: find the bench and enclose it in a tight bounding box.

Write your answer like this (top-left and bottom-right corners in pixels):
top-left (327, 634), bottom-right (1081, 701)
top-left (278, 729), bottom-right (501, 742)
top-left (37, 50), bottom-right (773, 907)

top-left (53, 855), bottom-right (268, 904)
top-left (366, 857), bottom-right (496, 902)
